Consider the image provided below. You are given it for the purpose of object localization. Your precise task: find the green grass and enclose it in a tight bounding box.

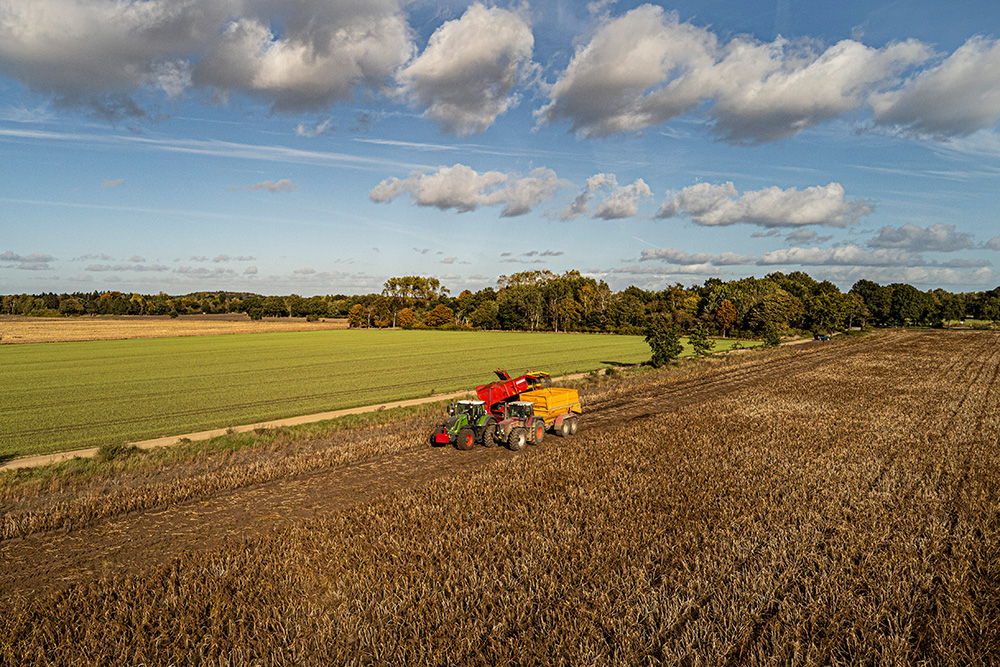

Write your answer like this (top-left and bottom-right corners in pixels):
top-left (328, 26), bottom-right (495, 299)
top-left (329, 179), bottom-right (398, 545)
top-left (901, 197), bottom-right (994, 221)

top-left (1, 329), bottom-right (658, 458)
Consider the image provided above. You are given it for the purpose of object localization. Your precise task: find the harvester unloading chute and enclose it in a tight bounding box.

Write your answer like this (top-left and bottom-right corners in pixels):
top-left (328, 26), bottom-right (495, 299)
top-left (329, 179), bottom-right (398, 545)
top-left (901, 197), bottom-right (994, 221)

top-left (476, 368), bottom-right (551, 416)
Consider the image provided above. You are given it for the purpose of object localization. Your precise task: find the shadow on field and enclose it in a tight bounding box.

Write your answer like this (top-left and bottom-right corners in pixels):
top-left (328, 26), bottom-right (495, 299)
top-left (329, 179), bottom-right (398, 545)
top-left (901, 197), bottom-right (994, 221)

top-left (602, 360), bottom-right (638, 367)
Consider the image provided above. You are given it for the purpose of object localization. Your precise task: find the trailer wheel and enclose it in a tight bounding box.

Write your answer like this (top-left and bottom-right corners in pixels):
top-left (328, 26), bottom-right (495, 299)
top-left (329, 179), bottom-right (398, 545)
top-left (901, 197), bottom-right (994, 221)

top-left (507, 427), bottom-right (527, 451)
top-left (454, 427), bottom-right (475, 451)
top-left (482, 423), bottom-right (498, 447)
top-left (557, 418), bottom-right (570, 437)
top-left (530, 419), bottom-right (545, 445)
top-left (568, 416), bottom-right (579, 435)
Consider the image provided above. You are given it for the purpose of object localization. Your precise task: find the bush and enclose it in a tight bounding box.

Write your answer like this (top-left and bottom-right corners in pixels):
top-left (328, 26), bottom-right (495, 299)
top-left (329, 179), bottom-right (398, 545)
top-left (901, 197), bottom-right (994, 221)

top-left (97, 442), bottom-right (140, 463)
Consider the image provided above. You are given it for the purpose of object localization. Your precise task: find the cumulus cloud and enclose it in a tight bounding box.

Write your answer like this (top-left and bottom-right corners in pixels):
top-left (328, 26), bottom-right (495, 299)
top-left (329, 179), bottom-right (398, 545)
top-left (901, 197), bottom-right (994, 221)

top-left (757, 245), bottom-right (919, 267)
top-left (560, 173), bottom-right (652, 220)
top-left (871, 36), bottom-right (1000, 137)
top-left (296, 119), bottom-right (335, 137)
top-left (640, 247), bottom-right (754, 266)
top-left (535, 5), bottom-right (930, 142)
top-left (85, 263), bottom-right (169, 272)
top-left (867, 223), bottom-right (975, 252)
top-left (0, 0), bottom-right (412, 119)
top-left (370, 164), bottom-right (568, 216)
top-left (101, 178), bottom-right (125, 189)
top-left (0, 251), bottom-right (56, 270)
top-left (229, 179), bottom-right (298, 193)
top-left (397, 3), bottom-right (534, 136)
top-left (212, 254), bottom-right (256, 262)
top-left (986, 237), bottom-right (1000, 251)
top-left (785, 229), bottom-right (832, 244)
top-left (656, 181), bottom-right (873, 228)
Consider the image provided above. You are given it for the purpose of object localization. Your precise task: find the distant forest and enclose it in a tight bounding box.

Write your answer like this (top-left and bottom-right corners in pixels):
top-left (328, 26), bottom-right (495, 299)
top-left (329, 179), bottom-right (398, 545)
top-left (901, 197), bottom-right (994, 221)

top-left (4, 270), bottom-right (1000, 337)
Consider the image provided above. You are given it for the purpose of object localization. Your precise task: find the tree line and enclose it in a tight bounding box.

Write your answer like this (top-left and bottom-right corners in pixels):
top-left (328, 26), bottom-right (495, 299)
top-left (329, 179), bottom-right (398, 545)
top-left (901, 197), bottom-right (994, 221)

top-left (4, 271), bottom-right (1000, 337)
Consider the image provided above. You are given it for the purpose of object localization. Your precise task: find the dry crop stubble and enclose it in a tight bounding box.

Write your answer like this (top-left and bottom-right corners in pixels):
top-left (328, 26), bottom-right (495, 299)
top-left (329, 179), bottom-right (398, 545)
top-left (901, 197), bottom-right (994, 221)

top-left (2, 331), bottom-right (998, 665)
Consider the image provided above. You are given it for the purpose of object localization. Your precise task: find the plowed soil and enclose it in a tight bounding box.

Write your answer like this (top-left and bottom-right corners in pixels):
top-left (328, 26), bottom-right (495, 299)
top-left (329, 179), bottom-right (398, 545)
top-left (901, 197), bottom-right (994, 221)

top-left (0, 338), bottom-right (843, 607)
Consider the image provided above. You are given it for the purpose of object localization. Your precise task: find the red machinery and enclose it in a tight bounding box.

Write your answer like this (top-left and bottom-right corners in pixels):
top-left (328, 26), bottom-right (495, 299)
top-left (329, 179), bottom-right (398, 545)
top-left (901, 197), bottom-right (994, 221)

top-left (476, 368), bottom-right (551, 416)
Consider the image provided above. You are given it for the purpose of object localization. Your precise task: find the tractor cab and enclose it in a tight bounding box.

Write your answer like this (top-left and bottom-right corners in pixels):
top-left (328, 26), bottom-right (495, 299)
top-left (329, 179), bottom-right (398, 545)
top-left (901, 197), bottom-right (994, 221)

top-left (454, 400), bottom-right (487, 420)
top-left (504, 401), bottom-right (535, 420)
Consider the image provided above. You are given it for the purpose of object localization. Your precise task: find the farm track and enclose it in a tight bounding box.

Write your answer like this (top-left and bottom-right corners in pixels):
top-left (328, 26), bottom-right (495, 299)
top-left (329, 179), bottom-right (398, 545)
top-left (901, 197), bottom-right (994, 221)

top-left (0, 338), bottom-right (852, 607)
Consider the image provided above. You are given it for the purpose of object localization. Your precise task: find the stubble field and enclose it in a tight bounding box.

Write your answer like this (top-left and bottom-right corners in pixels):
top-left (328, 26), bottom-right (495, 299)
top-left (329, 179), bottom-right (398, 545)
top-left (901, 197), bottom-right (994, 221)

top-left (2, 331), bottom-right (997, 665)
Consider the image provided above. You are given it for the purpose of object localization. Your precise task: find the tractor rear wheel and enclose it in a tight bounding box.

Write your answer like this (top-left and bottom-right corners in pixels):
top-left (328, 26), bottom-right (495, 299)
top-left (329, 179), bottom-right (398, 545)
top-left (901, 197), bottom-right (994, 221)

top-left (454, 427), bottom-right (475, 451)
top-left (530, 419), bottom-right (546, 445)
top-left (507, 427), bottom-right (527, 451)
top-left (482, 423), bottom-right (498, 447)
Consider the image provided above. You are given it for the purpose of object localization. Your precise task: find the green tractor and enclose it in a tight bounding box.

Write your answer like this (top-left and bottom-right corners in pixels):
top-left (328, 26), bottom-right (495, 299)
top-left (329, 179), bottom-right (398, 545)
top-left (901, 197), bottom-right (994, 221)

top-left (431, 399), bottom-right (497, 450)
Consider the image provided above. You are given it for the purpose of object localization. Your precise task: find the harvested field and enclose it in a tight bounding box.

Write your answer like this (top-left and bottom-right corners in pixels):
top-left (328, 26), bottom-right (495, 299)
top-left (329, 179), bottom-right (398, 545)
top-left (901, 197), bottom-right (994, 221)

top-left (0, 314), bottom-right (348, 345)
top-left (1, 331), bottom-right (998, 665)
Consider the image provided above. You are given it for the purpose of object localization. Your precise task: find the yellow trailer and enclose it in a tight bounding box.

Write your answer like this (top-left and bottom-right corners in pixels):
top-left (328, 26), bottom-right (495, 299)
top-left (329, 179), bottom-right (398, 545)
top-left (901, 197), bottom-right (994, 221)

top-left (519, 387), bottom-right (581, 436)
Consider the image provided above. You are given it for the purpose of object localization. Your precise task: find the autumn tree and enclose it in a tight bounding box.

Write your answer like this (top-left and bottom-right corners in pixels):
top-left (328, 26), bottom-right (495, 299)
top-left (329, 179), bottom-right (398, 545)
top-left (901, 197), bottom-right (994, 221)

top-left (396, 307), bottom-right (415, 328)
top-left (425, 304), bottom-right (454, 327)
top-left (347, 303), bottom-right (365, 328)
top-left (714, 299), bottom-right (738, 337)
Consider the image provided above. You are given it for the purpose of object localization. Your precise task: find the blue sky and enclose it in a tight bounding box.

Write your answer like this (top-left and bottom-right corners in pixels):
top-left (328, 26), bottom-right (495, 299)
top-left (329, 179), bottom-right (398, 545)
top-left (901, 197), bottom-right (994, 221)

top-left (2, 0), bottom-right (999, 296)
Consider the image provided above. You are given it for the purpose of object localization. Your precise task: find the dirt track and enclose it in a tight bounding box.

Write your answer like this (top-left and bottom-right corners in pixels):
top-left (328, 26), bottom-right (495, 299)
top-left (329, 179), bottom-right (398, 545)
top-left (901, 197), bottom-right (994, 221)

top-left (0, 338), bottom-right (851, 607)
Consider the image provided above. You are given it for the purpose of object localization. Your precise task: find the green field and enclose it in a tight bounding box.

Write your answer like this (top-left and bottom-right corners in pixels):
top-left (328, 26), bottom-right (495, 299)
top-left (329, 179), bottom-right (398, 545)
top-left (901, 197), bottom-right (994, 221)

top-left (1, 329), bottom-right (665, 458)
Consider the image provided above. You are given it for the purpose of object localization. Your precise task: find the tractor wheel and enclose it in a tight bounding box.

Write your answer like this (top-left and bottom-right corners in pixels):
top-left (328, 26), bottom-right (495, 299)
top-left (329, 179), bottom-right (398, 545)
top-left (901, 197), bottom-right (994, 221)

top-left (482, 423), bottom-right (498, 447)
top-left (507, 427), bottom-right (527, 451)
top-left (568, 416), bottom-right (579, 435)
top-left (557, 418), bottom-right (570, 437)
top-left (530, 419), bottom-right (546, 445)
top-left (454, 427), bottom-right (475, 451)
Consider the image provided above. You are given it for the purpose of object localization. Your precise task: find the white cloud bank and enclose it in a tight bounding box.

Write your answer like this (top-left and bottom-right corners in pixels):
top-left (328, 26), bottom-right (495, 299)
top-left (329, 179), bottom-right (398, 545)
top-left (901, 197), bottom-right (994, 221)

top-left (1, 2), bottom-right (996, 140)
top-left (656, 181), bottom-right (873, 228)
top-left (535, 5), bottom-right (1000, 143)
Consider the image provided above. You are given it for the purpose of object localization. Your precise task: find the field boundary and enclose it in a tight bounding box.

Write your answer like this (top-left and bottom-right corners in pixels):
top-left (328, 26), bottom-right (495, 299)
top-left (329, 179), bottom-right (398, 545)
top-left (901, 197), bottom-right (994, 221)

top-left (0, 370), bottom-right (602, 471)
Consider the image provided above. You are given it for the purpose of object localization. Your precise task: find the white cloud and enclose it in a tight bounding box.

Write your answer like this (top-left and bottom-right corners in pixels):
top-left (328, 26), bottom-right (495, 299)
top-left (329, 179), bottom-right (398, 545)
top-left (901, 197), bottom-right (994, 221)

top-left (757, 245), bottom-right (919, 267)
top-left (656, 181), bottom-right (873, 228)
top-left (867, 223), bottom-right (975, 252)
top-left (535, 5), bottom-right (930, 143)
top-left (370, 164), bottom-right (568, 216)
top-left (0, 250), bottom-right (56, 271)
top-left (639, 247), bottom-right (753, 266)
top-left (535, 6), bottom-right (716, 138)
top-left (397, 3), bottom-right (534, 136)
top-left (871, 36), bottom-right (1000, 137)
top-left (0, 0), bottom-right (413, 119)
top-left (85, 263), bottom-right (169, 272)
top-left (986, 237), bottom-right (1000, 251)
top-left (560, 173), bottom-right (652, 220)
top-left (812, 265), bottom-right (993, 287)
top-left (296, 119), bottom-right (335, 137)
top-left (229, 179), bottom-right (298, 193)
top-left (101, 178), bottom-right (125, 189)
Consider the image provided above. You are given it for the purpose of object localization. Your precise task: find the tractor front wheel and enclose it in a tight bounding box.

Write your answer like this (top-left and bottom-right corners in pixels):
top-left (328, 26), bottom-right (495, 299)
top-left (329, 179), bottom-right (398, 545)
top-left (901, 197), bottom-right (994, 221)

top-left (507, 427), bottom-right (527, 451)
top-left (530, 419), bottom-right (546, 445)
top-left (454, 427), bottom-right (475, 451)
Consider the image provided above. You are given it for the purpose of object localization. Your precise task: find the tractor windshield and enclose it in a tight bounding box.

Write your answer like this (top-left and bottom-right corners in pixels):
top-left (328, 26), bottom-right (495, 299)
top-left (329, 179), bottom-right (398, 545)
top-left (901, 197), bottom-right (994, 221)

top-left (509, 403), bottom-right (532, 419)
